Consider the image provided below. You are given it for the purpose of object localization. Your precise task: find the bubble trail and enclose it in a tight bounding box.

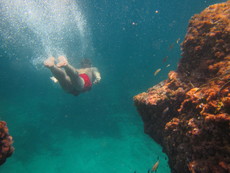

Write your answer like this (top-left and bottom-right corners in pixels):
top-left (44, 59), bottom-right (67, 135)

top-left (0, 0), bottom-right (89, 67)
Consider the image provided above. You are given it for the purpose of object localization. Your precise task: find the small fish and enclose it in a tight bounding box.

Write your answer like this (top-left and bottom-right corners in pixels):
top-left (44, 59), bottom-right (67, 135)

top-left (176, 38), bottom-right (180, 44)
top-left (168, 43), bottom-right (175, 50)
top-left (154, 68), bottom-right (161, 76)
top-left (162, 107), bottom-right (169, 116)
top-left (166, 64), bottom-right (170, 67)
top-left (151, 158), bottom-right (160, 172)
top-left (162, 56), bottom-right (168, 62)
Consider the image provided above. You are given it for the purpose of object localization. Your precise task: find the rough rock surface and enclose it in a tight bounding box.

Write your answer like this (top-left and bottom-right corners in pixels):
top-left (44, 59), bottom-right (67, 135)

top-left (0, 121), bottom-right (14, 166)
top-left (134, 2), bottom-right (230, 173)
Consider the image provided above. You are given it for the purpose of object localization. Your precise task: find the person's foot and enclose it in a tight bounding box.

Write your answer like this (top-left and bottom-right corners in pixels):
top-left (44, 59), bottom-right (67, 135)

top-left (57, 56), bottom-right (68, 67)
top-left (44, 57), bottom-right (55, 67)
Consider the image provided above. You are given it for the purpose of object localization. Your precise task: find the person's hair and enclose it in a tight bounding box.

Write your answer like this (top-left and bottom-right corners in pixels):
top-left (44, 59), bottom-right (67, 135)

top-left (80, 58), bottom-right (92, 68)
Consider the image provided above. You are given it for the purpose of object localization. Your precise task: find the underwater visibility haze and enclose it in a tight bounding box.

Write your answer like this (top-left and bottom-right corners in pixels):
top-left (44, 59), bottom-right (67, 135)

top-left (0, 0), bottom-right (226, 172)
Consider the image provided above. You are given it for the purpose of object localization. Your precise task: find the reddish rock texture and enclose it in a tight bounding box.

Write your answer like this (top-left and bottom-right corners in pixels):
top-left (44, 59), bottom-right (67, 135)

top-left (134, 2), bottom-right (230, 173)
top-left (0, 121), bottom-right (14, 165)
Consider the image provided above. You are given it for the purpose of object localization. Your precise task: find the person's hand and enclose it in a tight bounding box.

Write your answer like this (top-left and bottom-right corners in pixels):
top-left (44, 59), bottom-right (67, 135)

top-left (93, 78), bottom-right (101, 84)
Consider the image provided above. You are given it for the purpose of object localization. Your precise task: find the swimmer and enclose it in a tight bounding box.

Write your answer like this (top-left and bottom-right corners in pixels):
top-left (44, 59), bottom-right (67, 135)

top-left (44, 56), bottom-right (101, 96)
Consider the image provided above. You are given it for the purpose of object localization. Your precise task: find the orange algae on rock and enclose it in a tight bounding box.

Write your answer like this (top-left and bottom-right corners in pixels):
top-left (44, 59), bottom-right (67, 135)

top-left (134, 1), bottom-right (230, 173)
top-left (0, 121), bottom-right (14, 166)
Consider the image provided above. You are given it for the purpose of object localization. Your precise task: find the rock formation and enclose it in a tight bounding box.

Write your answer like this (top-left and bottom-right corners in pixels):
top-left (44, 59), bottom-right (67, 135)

top-left (134, 1), bottom-right (230, 173)
top-left (0, 121), bottom-right (14, 165)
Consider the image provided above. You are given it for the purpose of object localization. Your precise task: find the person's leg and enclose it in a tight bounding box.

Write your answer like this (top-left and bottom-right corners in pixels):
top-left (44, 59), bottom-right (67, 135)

top-left (57, 56), bottom-right (84, 90)
top-left (44, 57), bottom-right (74, 93)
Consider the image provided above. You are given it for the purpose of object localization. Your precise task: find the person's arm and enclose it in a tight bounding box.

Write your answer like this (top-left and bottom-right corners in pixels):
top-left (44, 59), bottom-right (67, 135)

top-left (92, 67), bottom-right (101, 84)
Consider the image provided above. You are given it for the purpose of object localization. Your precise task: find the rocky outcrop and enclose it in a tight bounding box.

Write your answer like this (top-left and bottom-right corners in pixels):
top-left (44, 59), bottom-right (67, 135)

top-left (0, 121), bottom-right (14, 165)
top-left (134, 1), bottom-right (230, 173)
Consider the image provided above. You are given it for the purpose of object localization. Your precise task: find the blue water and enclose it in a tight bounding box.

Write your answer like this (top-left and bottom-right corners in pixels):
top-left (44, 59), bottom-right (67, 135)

top-left (0, 0), bottom-right (225, 172)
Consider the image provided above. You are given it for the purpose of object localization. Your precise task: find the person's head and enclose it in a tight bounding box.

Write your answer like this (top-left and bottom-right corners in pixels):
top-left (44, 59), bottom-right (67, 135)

top-left (80, 58), bottom-right (92, 68)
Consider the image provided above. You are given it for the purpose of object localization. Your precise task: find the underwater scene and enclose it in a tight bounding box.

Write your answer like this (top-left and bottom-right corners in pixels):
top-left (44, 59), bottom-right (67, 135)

top-left (0, 0), bottom-right (229, 173)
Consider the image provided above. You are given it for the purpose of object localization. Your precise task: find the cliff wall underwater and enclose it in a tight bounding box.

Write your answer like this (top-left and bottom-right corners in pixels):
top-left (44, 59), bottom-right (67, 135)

top-left (134, 1), bottom-right (230, 173)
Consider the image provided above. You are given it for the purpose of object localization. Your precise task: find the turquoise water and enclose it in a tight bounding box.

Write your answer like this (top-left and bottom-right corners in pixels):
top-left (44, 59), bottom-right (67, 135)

top-left (0, 0), bottom-right (225, 172)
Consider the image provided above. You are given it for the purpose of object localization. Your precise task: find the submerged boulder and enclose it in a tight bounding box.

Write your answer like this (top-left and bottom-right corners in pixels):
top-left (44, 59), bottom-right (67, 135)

top-left (0, 121), bottom-right (14, 166)
top-left (134, 1), bottom-right (230, 173)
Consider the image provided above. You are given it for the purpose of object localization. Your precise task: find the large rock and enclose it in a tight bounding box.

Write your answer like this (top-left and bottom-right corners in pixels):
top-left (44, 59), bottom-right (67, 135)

top-left (134, 1), bottom-right (230, 173)
top-left (0, 121), bottom-right (14, 166)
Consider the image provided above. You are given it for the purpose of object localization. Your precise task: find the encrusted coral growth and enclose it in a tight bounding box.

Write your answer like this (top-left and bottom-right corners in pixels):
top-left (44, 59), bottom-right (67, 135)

top-left (0, 121), bottom-right (14, 165)
top-left (134, 1), bottom-right (230, 173)
top-left (178, 2), bottom-right (230, 87)
top-left (167, 69), bottom-right (230, 173)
